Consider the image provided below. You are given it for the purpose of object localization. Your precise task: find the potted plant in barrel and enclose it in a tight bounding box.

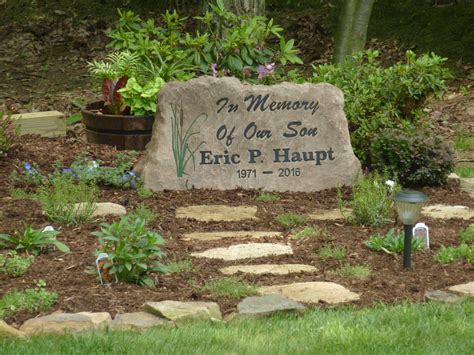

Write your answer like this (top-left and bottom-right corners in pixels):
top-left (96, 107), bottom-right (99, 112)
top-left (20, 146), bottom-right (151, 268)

top-left (82, 51), bottom-right (165, 150)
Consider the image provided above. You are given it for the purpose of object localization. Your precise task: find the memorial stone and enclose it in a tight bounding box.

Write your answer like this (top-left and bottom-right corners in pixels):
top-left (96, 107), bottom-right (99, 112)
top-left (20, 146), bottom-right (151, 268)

top-left (137, 77), bottom-right (361, 191)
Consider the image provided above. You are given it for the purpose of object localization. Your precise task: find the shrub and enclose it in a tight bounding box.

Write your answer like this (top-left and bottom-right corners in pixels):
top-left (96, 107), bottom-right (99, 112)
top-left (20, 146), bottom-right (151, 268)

top-left (38, 177), bottom-right (99, 226)
top-left (0, 112), bottom-right (20, 156)
top-left (338, 172), bottom-right (399, 226)
top-left (292, 226), bottom-right (326, 240)
top-left (319, 245), bottom-right (347, 260)
top-left (312, 50), bottom-right (451, 167)
top-left (0, 225), bottom-right (69, 255)
top-left (202, 277), bottom-right (257, 299)
top-left (364, 228), bottom-right (423, 254)
top-left (255, 192), bottom-right (281, 202)
top-left (371, 127), bottom-right (454, 187)
top-left (92, 216), bottom-right (166, 286)
top-left (0, 251), bottom-right (34, 276)
top-left (275, 212), bottom-right (306, 229)
top-left (0, 280), bottom-right (57, 318)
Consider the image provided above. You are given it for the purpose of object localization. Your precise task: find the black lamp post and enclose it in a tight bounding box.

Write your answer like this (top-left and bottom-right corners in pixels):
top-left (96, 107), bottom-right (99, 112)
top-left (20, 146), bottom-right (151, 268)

top-left (393, 190), bottom-right (428, 268)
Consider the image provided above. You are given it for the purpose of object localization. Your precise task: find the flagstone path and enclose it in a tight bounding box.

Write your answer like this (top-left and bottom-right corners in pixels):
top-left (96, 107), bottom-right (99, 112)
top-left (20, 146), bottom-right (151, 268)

top-left (191, 243), bottom-right (293, 261)
top-left (182, 231), bottom-right (282, 241)
top-left (176, 205), bottom-right (258, 221)
top-left (220, 264), bottom-right (317, 275)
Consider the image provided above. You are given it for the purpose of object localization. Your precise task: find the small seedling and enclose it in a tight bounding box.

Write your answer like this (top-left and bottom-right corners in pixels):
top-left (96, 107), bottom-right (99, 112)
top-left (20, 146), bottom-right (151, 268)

top-left (255, 191), bottom-right (281, 202)
top-left (332, 264), bottom-right (371, 279)
top-left (292, 226), bottom-right (326, 240)
top-left (165, 259), bottom-right (194, 273)
top-left (275, 212), bottom-right (306, 229)
top-left (137, 186), bottom-right (154, 199)
top-left (319, 245), bottom-right (347, 260)
top-left (434, 243), bottom-right (474, 265)
top-left (202, 277), bottom-right (257, 299)
top-left (460, 224), bottom-right (474, 244)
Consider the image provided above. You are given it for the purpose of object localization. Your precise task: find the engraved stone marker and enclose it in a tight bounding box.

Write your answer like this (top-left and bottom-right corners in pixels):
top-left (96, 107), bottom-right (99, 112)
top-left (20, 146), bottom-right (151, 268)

top-left (137, 76), bottom-right (361, 191)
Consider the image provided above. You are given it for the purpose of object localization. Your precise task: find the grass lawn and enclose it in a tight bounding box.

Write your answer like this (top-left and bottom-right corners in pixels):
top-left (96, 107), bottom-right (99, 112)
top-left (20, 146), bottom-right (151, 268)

top-left (2, 299), bottom-right (473, 354)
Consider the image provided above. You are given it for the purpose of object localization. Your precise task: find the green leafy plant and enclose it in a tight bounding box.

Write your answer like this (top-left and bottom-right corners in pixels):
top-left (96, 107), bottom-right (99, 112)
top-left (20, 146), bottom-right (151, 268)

top-left (292, 226), bottom-right (326, 240)
top-left (165, 259), bottom-right (194, 274)
top-left (319, 245), bottom-right (347, 260)
top-left (0, 251), bottom-right (34, 276)
top-left (275, 212), bottom-right (306, 229)
top-left (364, 228), bottom-right (423, 254)
top-left (10, 188), bottom-right (37, 200)
top-left (0, 280), bottom-right (57, 318)
top-left (0, 112), bottom-right (20, 156)
top-left (118, 76), bottom-right (165, 115)
top-left (460, 224), bottom-right (474, 244)
top-left (202, 277), bottom-right (257, 299)
top-left (338, 172), bottom-right (399, 226)
top-left (255, 191), bottom-right (281, 202)
top-left (92, 216), bottom-right (166, 286)
top-left (38, 177), bottom-right (99, 226)
top-left (0, 225), bottom-right (69, 256)
top-left (127, 204), bottom-right (156, 225)
top-left (332, 264), bottom-right (371, 279)
top-left (434, 244), bottom-right (474, 265)
top-left (137, 186), bottom-right (154, 199)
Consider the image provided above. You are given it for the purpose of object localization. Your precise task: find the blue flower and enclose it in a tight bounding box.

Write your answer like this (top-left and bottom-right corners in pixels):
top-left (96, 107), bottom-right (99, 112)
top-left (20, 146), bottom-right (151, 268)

top-left (62, 168), bottom-right (73, 174)
top-left (24, 162), bottom-right (32, 171)
top-left (121, 173), bottom-right (130, 181)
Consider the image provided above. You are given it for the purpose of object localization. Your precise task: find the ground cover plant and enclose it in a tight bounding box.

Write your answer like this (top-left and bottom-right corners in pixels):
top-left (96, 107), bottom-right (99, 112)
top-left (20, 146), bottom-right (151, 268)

top-left (255, 191), bottom-right (281, 202)
top-left (434, 224), bottom-right (474, 265)
top-left (332, 264), bottom-right (371, 279)
top-left (202, 277), bottom-right (257, 299)
top-left (275, 212), bottom-right (306, 229)
top-left (0, 225), bottom-right (69, 255)
top-left (318, 245), bottom-right (347, 260)
top-left (0, 251), bottom-right (34, 277)
top-left (292, 225), bottom-right (326, 240)
top-left (364, 228), bottom-right (423, 254)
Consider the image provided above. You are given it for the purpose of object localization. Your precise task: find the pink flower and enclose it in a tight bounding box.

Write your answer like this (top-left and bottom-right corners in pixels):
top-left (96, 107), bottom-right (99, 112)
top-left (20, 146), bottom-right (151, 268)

top-left (211, 63), bottom-right (218, 77)
top-left (257, 63), bottom-right (275, 79)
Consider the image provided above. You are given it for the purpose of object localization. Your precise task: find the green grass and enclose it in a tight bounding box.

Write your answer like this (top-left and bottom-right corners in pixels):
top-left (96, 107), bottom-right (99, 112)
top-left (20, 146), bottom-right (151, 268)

top-left (2, 300), bottom-right (474, 354)
top-left (10, 188), bottom-right (37, 200)
top-left (332, 264), bottom-right (371, 279)
top-left (164, 259), bottom-right (194, 274)
top-left (292, 226), bottom-right (326, 240)
top-left (454, 132), bottom-right (474, 152)
top-left (202, 277), bottom-right (257, 299)
top-left (455, 166), bottom-right (474, 178)
top-left (255, 191), bottom-right (281, 202)
top-left (319, 245), bottom-right (347, 260)
top-left (275, 212), bottom-right (306, 229)
top-left (136, 186), bottom-right (154, 199)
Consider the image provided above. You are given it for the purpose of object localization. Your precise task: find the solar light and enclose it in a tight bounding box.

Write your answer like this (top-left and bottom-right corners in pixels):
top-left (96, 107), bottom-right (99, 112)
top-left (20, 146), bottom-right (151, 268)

top-left (393, 190), bottom-right (428, 268)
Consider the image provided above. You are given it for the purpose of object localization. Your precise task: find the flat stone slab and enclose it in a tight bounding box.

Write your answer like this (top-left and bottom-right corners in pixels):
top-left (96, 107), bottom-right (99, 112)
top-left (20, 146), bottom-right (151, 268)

top-left (308, 208), bottom-right (351, 221)
top-left (183, 231), bottom-right (282, 241)
top-left (425, 290), bottom-right (465, 303)
top-left (69, 202), bottom-right (127, 218)
top-left (258, 282), bottom-right (360, 304)
top-left (176, 205), bottom-right (257, 222)
top-left (111, 312), bottom-right (170, 330)
top-left (422, 204), bottom-right (474, 220)
top-left (237, 295), bottom-right (306, 317)
top-left (20, 312), bottom-right (111, 335)
top-left (191, 243), bottom-right (293, 261)
top-left (144, 301), bottom-right (222, 322)
top-left (448, 282), bottom-right (474, 296)
top-left (0, 320), bottom-right (25, 338)
top-left (220, 263), bottom-right (317, 275)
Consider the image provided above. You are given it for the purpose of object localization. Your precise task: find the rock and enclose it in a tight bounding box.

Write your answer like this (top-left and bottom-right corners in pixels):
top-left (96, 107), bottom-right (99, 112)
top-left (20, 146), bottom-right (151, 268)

top-left (258, 282), bottom-right (360, 305)
top-left (0, 320), bottom-right (25, 338)
top-left (422, 204), bottom-right (474, 220)
top-left (447, 173), bottom-right (461, 187)
top-left (460, 178), bottom-right (474, 191)
top-left (182, 231), bottom-right (282, 241)
top-left (191, 243), bottom-right (293, 261)
top-left (70, 202), bottom-right (127, 218)
top-left (308, 208), bottom-right (351, 221)
top-left (425, 290), bottom-right (465, 303)
top-left (136, 76), bottom-right (361, 192)
top-left (111, 312), bottom-right (170, 330)
top-left (20, 312), bottom-right (112, 335)
top-left (448, 282), bottom-right (474, 296)
top-left (220, 264), bottom-right (317, 275)
top-left (176, 205), bottom-right (257, 222)
top-left (237, 295), bottom-right (306, 317)
top-left (144, 301), bottom-right (222, 323)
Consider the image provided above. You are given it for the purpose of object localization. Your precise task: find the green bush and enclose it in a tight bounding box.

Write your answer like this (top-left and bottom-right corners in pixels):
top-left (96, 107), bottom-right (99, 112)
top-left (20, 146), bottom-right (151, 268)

top-left (312, 50), bottom-right (451, 167)
top-left (92, 216), bottom-right (166, 286)
top-left (0, 225), bottom-right (69, 255)
top-left (0, 112), bottom-right (20, 156)
top-left (371, 127), bottom-right (454, 187)
top-left (364, 228), bottom-right (423, 254)
top-left (0, 251), bottom-right (34, 276)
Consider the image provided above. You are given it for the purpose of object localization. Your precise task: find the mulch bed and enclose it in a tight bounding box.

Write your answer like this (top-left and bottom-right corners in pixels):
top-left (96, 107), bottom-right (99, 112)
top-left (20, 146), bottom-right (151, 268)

top-left (1, 135), bottom-right (473, 328)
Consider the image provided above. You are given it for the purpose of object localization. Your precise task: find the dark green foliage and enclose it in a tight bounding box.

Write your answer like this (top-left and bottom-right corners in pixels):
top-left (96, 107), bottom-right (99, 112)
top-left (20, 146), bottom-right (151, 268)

top-left (0, 226), bottom-right (69, 256)
top-left (371, 127), bottom-right (454, 187)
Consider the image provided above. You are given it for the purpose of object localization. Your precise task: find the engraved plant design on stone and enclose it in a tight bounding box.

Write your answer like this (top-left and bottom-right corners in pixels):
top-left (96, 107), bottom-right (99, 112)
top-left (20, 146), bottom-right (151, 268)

top-left (171, 103), bottom-right (207, 177)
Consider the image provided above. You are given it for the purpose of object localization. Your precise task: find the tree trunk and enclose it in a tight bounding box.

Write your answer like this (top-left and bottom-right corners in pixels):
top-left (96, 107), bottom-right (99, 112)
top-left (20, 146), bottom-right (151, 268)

top-left (334, 0), bottom-right (375, 63)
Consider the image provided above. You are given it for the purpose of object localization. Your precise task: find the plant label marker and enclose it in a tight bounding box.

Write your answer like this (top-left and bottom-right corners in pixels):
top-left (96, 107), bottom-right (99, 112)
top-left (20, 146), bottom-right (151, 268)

top-left (413, 223), bottom-right (429, 249)
top-left (96, 253), bottom-right (115, 285)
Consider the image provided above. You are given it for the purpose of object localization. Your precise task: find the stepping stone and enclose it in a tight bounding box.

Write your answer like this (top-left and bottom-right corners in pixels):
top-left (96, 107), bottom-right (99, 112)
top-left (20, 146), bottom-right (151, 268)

top-left (191, 243), bottom-right (293, 261)
top-left (425, 290), bottom-right (465, 303)
top-left (111, 312), bottom-right (170, 330)
top-left (20, 312), bottom-right (111, 335)
top-left (422, 204), bottom-right (474, 220)
top-left (220, 264), bottom-right (317, 275)
top-left (144, 301), bottom-right (222, 323)
top-left (237, 295), bottom-right (306, 318)
top-left (258, 282), bottom-right (360, 305)
top-left (447, 173), bottom-right (461, 187)
top-left (308, 208), bottom-right (351, 221)
top-left (69, 202), bottom-right (127, 218)
top-left (183, 231), bottom-right (282, 241)
top-left (176, 205), bottom-right (257, 222)
top-left (0, 320), bottom-right (25, 338)
top-left (448, 282), bottom-right (474, 296)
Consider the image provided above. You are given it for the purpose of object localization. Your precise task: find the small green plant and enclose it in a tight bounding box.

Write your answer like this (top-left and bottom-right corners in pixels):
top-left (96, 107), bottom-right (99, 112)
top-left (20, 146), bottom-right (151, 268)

top-left (459, 84), bottom-right (470, 96)
top-left (453, 131), bottom-right (474, 152)
top-left (202, 277), bottom-right (257, 299)
top-left (10, 188), bottom-right (37, 200)
top-left (0, 225), bottom-right (69, 255)
top-left (165, 259), bottom-right (194, 274)
top-left (455, 167), bottom-right (474, 178)
top-left (460, 224), bottom-right (474, 244)
top-left (137, 186), bottom-right (154, 199)
top-left (255, 192), bottom-right (281, 202)
top-left (338, 172), bottom-right (398, 226)
top-left (0, 280), bottom-right (57, 318)
top-left (292, 226), bottom-right (326, 240)
top-left (0, 251), bottom-right (34, 276)
top-left (434, 243), bottom-right (474, 265)
top-left (127, 204), bottom-right (156, 225)
top-left (38, 177), bottom-right (99, 226)
top-left (332, 264), bottom-right (371, 279)
top-left (92, 216), bottom-right (166, 286)
top-left (319, 245), bottom-right (347, 260)
top-left (275, 212), bottom-right (306, 229)
top-left (364, 228), bottom-right (423, 254)
top-left (0, 112), bottom-right (20, 156)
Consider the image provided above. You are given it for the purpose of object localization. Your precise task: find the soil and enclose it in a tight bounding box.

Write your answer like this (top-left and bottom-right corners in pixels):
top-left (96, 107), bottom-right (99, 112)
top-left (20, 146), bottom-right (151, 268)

top-left (0, 135), bottom-right (473, 328)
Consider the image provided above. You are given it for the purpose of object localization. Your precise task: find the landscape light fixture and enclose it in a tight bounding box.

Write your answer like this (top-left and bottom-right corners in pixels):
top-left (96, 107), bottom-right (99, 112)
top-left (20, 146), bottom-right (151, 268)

top-left (393, 190), bottom-right (428, 268)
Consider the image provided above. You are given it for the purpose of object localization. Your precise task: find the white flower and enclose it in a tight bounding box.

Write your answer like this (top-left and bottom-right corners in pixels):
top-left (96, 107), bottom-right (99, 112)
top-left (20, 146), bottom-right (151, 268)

top-left (42, 226), bottom-right (55, 232)
top-left (385, 180), bottom-right (395, 191)
top-left (88, 160), bottom-right (99, 171)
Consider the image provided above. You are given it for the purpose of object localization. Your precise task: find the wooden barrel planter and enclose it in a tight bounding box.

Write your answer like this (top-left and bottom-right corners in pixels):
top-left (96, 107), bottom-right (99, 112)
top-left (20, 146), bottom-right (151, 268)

top-left (81, 102), bottom-right (154, 151)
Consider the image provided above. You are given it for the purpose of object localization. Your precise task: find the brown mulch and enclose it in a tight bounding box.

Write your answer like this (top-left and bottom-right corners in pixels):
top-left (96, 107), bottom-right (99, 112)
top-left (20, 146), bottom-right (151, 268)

top-left (0, 136), bottom-right (473, 328)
